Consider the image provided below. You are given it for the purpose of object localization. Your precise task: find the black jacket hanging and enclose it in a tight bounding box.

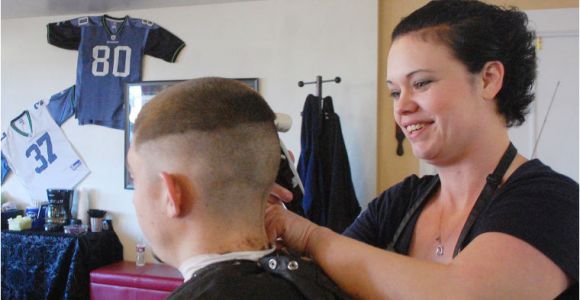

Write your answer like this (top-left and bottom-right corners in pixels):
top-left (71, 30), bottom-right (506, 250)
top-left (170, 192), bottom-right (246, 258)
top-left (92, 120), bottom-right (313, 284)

top-left (298, 95), bottom-right (324, 224)
top-left (298, 95), bottom-right (361, 233)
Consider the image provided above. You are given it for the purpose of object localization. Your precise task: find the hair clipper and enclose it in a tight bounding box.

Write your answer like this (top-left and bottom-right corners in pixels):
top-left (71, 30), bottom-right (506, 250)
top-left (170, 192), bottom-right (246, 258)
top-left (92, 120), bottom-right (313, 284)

top-left (274, 113), bottom-right (305, 216)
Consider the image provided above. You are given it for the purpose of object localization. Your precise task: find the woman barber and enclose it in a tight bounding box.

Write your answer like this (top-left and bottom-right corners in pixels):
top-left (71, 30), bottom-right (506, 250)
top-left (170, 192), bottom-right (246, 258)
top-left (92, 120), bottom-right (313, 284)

top-left (267, 1), bottom-right (578, 298)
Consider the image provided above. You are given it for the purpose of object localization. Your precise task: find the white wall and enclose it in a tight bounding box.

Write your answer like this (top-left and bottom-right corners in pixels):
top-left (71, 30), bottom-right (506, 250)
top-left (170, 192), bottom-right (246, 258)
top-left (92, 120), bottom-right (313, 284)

top-left (1, 0), bottom-right (378, 262)
top-left (509, 8), bottom-right (579, 181)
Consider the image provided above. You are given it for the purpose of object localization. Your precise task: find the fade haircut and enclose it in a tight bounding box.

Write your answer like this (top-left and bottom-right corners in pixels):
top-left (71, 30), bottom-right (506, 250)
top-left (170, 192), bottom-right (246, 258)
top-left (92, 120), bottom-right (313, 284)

top-left (133, 77), bottom-right (280, 212)
top-left (393, 0), bottom-right (536, 127)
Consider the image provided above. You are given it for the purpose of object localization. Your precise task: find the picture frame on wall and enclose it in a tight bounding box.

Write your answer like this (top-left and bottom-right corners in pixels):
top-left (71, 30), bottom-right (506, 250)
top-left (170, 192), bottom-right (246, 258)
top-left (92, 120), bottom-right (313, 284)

top-left (124, 78), bottom-right (260, 189)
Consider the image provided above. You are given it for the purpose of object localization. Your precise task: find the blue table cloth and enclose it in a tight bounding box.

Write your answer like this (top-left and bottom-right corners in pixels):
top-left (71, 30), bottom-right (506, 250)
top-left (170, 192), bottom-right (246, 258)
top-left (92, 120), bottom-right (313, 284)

top-left (1, 230), bottom-right (123, 300)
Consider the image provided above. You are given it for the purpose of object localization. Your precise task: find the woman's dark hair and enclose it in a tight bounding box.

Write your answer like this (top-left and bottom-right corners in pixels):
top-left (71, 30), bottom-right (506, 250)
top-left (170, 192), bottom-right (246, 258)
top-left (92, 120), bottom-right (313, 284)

top-left (392, 0), bottom-right (536, 127)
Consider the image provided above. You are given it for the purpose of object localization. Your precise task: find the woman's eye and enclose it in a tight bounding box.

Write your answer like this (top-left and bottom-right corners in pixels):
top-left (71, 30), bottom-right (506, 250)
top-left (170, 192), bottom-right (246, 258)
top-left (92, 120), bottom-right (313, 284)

top-left (390, 90), bottom-right (401, 100)
top-left (413, 80), bottom-right (432, 89)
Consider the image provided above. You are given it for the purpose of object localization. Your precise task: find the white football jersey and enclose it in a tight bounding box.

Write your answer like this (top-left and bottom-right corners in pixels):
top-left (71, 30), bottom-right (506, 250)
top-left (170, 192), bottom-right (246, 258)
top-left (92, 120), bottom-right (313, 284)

top-left (1, 101), bottom-right (90, 201)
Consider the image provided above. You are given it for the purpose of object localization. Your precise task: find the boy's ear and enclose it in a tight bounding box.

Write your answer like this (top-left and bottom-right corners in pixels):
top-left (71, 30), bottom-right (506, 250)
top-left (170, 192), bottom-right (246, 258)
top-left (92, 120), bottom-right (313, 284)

top-left (481, 60), bottom-right (505, 101)
top-left (159, 172), bottom-right (184, 218)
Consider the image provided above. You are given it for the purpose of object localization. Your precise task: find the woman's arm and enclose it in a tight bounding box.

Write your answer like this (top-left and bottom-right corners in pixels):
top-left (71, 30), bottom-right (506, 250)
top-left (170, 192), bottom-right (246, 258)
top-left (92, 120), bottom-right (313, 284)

top-left (266, 205), bottom-right (570, 299)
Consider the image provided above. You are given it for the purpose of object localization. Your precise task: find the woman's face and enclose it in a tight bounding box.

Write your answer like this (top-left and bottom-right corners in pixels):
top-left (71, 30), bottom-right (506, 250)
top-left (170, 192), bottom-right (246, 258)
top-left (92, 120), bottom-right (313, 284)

top-left (387, 34), bottom-right (485, 165)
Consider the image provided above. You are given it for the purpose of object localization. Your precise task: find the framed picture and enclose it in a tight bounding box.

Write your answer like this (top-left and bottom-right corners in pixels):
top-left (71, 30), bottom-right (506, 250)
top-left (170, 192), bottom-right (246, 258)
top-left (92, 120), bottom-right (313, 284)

top-left (124, 78), bottom-right (259, 189)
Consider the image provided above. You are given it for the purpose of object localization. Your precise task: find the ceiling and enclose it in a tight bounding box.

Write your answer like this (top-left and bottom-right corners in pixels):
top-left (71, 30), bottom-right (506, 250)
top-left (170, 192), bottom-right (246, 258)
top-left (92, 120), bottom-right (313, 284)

top-left (2, 0), bottom-right (258, 19)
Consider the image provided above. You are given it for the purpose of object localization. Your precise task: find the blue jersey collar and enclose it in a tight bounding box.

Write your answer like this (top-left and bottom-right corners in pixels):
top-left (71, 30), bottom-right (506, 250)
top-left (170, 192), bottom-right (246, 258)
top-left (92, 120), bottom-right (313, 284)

top-left (102, 15), bottom-right (129, 39)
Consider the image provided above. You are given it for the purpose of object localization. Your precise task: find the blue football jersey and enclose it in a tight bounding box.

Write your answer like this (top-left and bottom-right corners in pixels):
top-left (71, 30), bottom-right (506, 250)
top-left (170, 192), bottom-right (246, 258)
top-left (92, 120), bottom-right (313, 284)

top-left (1, 152), bottom-right (9, 185)
top-left (44, 85), bottom-right (76, 126)
top-left (47, 15), bottom-right (185, 129)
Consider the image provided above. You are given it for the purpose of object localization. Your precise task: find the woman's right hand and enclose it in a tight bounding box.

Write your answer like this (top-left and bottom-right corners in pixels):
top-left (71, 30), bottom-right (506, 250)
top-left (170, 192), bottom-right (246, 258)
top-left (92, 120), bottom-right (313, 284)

top-left (266, 183), bottom-right (319, 255)
top-left (268, 183), bottom-right (293, 205)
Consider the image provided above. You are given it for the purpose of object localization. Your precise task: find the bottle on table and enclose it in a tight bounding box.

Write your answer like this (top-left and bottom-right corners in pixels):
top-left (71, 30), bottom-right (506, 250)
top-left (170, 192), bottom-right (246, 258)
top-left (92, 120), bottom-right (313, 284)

top-left (136, 241), bottom-right (146, 267)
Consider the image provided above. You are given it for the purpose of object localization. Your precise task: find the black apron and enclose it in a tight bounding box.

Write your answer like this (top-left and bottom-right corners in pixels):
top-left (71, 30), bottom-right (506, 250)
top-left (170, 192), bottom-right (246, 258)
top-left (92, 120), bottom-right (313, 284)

top-left (386, 143), bottom-right (517, 257)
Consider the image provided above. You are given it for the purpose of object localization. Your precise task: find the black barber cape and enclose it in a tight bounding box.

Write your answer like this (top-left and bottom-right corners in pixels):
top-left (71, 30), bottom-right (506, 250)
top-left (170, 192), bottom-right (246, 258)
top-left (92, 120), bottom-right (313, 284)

top-left (167, 249), bottom-right (351, 300)
top-left (298, 95), bottom-right (361, 233)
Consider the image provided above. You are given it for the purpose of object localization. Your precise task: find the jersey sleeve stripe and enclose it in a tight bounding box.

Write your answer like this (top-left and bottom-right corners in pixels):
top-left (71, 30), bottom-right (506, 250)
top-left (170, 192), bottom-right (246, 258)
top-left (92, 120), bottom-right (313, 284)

top-left (171, 43), bottom-right (186, 63)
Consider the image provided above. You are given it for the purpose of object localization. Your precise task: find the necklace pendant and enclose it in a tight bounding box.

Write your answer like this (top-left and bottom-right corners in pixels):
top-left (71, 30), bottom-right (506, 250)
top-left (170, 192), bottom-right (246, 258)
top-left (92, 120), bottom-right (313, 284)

top-left (435, 244), bottom-right (445, 256)
top-left (435, 237), bottom-right (445, 256)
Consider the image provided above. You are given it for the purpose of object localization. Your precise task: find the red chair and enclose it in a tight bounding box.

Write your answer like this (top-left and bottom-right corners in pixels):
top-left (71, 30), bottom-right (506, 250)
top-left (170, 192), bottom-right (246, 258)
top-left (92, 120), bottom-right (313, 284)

top-left (90, 261), bottom-right (184, 300)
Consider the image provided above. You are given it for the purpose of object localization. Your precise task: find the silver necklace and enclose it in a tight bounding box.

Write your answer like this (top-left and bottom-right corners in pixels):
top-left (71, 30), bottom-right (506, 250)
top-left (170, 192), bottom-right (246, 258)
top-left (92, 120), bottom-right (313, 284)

top-left (435, 200), bottom-right (466, 257)
top-left (435, 203), bottom-right (445, 256)
top-left (435, 237), bottom-right (445, 256)
top-left (435, 198), bottom-right (458, 257)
